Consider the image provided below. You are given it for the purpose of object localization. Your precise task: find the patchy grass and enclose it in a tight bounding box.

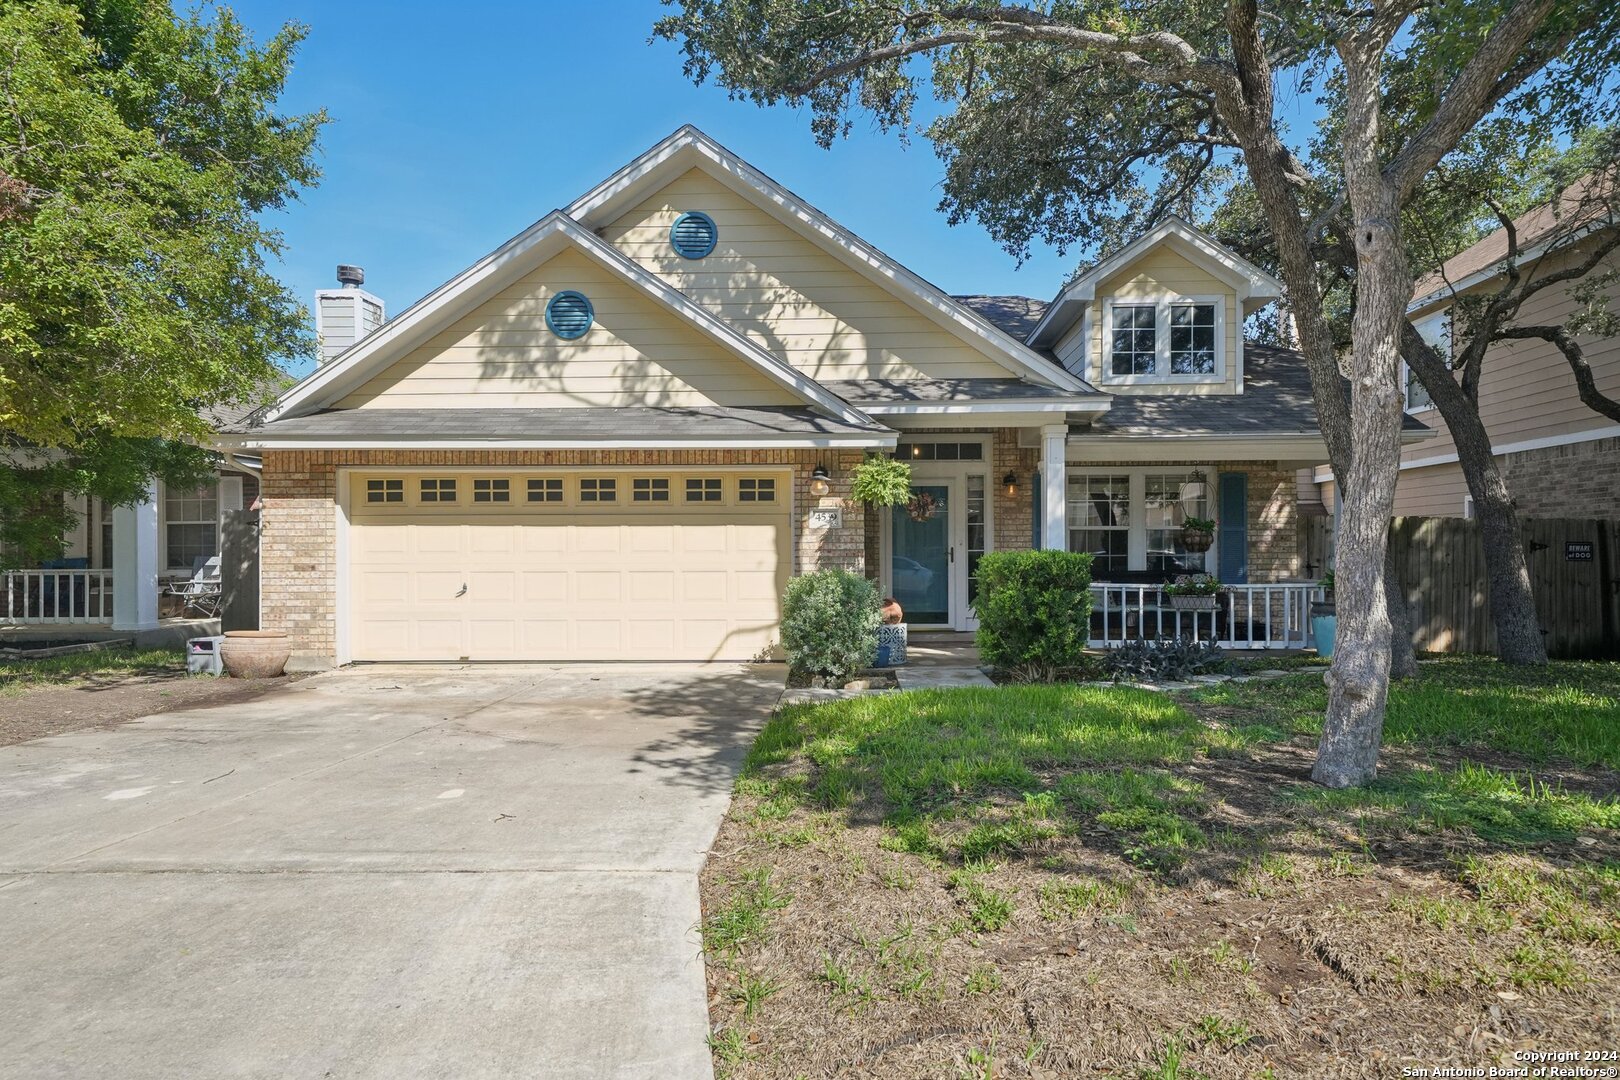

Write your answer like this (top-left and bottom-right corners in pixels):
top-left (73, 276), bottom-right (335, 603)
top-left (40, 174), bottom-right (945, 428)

top-left (1190, 657), bottom-right (1620, 767)
top-left (0, 646), bottom-right (186, 694)
top-left (702, 660), bottom-right (1620, 1077)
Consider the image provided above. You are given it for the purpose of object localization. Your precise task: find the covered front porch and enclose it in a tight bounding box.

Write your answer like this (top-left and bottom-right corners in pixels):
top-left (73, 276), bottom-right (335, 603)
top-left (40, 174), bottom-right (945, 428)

top-left (872, 428), bottom-right (1326, 650)
top-left (2, 471), bottom-right (256, 633)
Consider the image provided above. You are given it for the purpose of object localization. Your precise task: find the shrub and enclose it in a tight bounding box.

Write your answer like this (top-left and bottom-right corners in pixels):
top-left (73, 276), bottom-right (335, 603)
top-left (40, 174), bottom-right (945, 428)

top-left (974, 550), bottom-right (1094, 679)
top-left (780, 569), bottom-right (880, 679)
top-left (1104, 638), bottom-right (1228, 682)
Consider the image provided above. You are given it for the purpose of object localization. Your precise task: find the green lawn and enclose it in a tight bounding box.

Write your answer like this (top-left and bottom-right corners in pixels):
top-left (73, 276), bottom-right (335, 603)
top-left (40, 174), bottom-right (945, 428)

top-left (704, 658), bottom-right (1620, 1078)
top-left (0, 646), bottom-right (187, 695)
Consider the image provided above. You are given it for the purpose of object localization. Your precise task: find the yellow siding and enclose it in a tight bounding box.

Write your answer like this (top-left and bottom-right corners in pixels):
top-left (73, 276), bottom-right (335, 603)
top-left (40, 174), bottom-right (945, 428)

top-left (1062, 246), bottom-right (1240, 396)
top-left (338, 248), bottom-right (796, 409)
top-left (600, 168), bottom-right (1015, 382)
top-left (1401, 246), bottom-right (1620, 469)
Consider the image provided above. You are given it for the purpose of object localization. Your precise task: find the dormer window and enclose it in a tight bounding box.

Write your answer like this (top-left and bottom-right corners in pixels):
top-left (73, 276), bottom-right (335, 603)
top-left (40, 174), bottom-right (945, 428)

top-left (1104, 298), bottom-right (1223, 382)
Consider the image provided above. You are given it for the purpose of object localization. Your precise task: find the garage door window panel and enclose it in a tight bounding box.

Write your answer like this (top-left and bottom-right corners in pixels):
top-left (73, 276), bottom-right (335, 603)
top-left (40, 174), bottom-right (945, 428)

top-left (686, 477), bottom-right (723, 503)
top-left (473, 478), bottom-right (511, 503)
top-left (633, 477), bottom-right (670, 503)
top-left (421, 478), bottom-right (457, 504)
top-left (527, 478), bottom-right (564, 504)
top-left (366, 479), bottom-right (404, 504)
top-left (738, 477), bottom-right (776, 503)
top-left (580, 478), bottom-right (617, 503)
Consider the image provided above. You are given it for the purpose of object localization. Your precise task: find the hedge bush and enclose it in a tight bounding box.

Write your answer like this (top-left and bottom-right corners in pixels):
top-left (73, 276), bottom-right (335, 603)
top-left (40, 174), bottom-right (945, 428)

top-left (780, 569), bottom-right (880, 679)
top-left (974, 550), bottom-right (1094, 680)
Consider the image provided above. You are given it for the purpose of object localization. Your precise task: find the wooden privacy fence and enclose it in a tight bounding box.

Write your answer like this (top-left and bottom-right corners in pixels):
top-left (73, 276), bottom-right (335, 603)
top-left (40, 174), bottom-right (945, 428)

top-left (1390, 515), bottom-right (1620, 659)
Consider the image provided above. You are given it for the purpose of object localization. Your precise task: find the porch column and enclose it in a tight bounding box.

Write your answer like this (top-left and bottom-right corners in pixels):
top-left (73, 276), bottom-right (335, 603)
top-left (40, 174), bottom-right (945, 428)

top-left (1040, 423), bottom-right (1068, 551)
top-left (111, 480), bottom-right (159, 631)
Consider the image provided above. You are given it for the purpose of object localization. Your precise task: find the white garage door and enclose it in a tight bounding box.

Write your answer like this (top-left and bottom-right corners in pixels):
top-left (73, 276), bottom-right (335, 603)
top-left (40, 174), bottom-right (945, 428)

top-left (347, 471), bottom-right (791, 661)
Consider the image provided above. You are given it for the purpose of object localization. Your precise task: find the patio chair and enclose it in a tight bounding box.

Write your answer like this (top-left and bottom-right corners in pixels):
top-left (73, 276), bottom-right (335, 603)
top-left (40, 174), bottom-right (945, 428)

top-left (165, 555), bottom-right (223, 618)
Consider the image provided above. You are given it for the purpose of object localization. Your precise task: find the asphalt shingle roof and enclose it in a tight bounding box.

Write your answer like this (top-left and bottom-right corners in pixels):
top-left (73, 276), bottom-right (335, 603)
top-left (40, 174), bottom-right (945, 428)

top-left (820, 378), bottom-right (1081, 403)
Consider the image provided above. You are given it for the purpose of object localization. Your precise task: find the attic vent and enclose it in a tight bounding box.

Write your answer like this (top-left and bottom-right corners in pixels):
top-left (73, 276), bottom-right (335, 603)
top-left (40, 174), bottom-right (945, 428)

top-left (545, 291), bottom-right (594, 340)
top-left (669, 211), bottom-right (717, 259)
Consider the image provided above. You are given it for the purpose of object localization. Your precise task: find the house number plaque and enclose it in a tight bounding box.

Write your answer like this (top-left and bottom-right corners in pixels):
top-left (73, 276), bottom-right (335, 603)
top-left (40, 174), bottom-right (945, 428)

top-left (808, 507), bottom-right (843, 530)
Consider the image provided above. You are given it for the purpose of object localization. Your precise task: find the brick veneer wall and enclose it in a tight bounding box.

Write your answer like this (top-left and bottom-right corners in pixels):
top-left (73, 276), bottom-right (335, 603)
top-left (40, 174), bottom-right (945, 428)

top-left (994, 428), bottom-right (1039, 551)
top-left (260, 448), bottom-right (867, 664)
top-left (1502, 436), bottom-right (1620, 520)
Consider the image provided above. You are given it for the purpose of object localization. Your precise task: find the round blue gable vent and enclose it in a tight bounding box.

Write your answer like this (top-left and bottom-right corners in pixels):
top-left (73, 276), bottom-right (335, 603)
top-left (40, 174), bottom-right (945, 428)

top-left (670, 211), bottom-right (717, 259)
top-left (545, 291), bottom-right (593, 340)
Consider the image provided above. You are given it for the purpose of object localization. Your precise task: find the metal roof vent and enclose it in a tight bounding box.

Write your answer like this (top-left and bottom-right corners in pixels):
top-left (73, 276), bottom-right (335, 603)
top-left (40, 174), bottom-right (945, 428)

top-left (336, 264), bottom-right (365, 288)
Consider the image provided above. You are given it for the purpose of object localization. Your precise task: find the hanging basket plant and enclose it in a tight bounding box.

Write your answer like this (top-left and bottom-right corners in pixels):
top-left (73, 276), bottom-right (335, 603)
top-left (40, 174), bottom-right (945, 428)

top-left (848, 454), bottom-right (913, 506)
top-left (1180, 516), bottom-right (1217, 553)
top-left (906, 490), bottom-right (940, 522)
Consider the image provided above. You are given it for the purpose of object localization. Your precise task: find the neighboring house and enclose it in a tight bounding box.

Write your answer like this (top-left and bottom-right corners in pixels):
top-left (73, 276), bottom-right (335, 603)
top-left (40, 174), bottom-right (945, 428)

top-left (1312, 185), bottom-right (1620, 523)
top-left (207, 126), bottom-right (1427, 666)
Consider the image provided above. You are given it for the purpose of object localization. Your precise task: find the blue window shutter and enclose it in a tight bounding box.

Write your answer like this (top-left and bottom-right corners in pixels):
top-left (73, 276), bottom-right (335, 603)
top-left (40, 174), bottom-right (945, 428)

top-left (1032, 468), bottom-right (1043, 550)
top-left (1217, 473), bottom-right (1248, 583)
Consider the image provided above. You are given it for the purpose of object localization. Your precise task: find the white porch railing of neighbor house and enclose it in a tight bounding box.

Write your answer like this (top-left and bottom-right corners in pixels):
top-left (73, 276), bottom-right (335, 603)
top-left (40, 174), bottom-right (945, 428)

top-left (2, 570), bottom-right (115, 624)
top-left (1089, 582), bottom-right (1320, 650)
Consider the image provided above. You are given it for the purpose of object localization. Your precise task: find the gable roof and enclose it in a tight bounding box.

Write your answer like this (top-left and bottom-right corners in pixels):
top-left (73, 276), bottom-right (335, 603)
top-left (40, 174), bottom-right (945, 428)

top-left (1410, 173), bottom-right (1617, 311)
top-left (565, 126), bottom-right (1100, 399)
top-left (263, 212), bottom-right (876, 429)
top-left (1027, 216), bottom-right (1285, 349)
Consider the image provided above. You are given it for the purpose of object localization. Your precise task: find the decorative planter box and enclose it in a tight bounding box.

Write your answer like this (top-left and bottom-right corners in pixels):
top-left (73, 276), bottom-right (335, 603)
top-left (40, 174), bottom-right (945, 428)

top-left (876, 622), bottom-right (908, 666)
top-left (1168, 594), bottom-right (1218, 611)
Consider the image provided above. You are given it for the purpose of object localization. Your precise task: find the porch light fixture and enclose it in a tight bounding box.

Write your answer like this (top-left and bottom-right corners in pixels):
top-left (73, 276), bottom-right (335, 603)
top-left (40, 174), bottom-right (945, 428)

top-left (809, 465), bottom-right (832, 498)
top-left (1002, 471), bottom-right (1019, 498)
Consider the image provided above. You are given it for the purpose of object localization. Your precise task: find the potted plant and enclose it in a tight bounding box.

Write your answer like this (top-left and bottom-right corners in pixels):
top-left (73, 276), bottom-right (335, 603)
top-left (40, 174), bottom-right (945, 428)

top-left (1311, 570), bottom-right (1337, 659)
top-left (1163, 575), bottom-right (1222, 611)
top-left (875, 597), bottom-right (907, 666)
top-left (1179, 515), bottom-right (1217, 553)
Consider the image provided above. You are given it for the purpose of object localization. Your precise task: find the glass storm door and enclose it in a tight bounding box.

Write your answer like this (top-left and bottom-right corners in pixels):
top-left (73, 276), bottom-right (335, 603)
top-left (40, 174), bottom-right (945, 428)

top-left (891, 484), bottom-right (952, 626)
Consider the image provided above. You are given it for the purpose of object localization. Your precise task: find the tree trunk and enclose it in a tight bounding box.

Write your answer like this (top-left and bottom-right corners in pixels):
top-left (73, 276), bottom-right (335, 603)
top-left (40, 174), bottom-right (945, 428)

top-left (1385, 543), bottom-right (1417, 679)
top-left (1473, 478), bottom-right (1547, 663)
top-left (1399, 326), bottom-right (1548, 665)
top-left (1313, 35), bottom-right (1407, 789)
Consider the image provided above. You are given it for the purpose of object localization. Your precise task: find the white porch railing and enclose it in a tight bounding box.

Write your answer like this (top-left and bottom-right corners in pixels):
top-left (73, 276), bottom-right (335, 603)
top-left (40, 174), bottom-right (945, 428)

top-left (1089, 582), bottom-right (1321, 650)
top-left (2, 570), bottom-right (115, 625)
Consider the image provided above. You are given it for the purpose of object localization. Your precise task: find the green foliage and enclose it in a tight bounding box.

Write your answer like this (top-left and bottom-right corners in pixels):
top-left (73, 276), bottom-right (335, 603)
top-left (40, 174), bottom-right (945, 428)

top-left (0, 0), bottom-right (322, 564)
top-left (1161, 577), bottom-right (1221, 597)
top-left (847, 454), bottom-right (912, 506)
top-left (973, 550), bottom-right (1093, 679)
top-left (1104, 639), bottom-right (1228, 682)
top-left (780, 569), bottom-right (880, 679)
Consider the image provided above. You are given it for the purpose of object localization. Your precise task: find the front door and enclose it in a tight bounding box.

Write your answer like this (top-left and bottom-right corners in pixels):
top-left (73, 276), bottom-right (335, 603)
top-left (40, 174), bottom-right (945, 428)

top-left (891, 483), bottom-right (953, 626)
top-left (888, 473), bottom-right (987, 630)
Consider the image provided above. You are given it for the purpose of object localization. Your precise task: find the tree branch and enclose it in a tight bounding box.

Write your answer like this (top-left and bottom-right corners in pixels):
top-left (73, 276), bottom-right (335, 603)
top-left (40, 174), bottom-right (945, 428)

top-left (1500, 324), bottom-right (1620, 421)
top-left (1386, 0), bottom-right (1561, 201)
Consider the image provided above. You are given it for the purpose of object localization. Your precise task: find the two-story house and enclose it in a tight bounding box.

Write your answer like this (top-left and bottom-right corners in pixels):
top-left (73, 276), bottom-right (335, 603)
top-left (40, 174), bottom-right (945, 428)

top-left (45, 127), bottom-right (1425, 665)
top-left (1312, 183), bottom-right (1620, 523)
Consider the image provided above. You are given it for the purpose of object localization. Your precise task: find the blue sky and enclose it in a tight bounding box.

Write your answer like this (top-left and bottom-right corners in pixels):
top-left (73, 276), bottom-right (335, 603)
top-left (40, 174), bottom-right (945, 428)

top-left (230, 2), bottom-right (1319, 376)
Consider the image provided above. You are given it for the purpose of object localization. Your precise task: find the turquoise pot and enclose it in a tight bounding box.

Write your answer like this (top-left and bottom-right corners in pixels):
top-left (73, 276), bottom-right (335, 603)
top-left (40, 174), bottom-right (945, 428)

top-left (1310, 599), bottom-right (1336, 659)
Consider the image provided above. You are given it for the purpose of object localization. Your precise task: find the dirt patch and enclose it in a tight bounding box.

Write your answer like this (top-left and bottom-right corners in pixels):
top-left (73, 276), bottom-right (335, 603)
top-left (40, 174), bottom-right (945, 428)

top-left (0, 672), bottom-right (304, 747)
top-left (701, 739), bottom-right (1620, 1079)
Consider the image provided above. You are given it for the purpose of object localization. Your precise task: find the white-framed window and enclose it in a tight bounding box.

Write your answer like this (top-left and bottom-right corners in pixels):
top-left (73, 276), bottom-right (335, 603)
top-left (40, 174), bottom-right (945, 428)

top-left (1066, 468), bottom-right (1213, 578)
top-left (1101, 296), bottom-right (1226, 383)
top-left (164, 484), bottom-right (218, 570)
top-left (1067, 475), bottom-right (1131, 578)
top-left (1403, 309), bottom-right (1451, 412)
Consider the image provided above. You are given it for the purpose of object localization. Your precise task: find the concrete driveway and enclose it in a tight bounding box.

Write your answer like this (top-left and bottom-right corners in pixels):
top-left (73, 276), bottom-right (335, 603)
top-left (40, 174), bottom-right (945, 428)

top-left (0, 663), bottom-right (783, 1079)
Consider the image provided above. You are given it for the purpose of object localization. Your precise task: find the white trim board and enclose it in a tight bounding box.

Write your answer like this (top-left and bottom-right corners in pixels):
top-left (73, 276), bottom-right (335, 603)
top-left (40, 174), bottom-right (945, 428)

top-left (1311, 423), bottom-right (1620, 482)
top-left (263, 213), bottom-right (876, 430)
top-left (216, 434), bottom-right (897, 452)
top-left (565, 125), bottom-right (1099, 396)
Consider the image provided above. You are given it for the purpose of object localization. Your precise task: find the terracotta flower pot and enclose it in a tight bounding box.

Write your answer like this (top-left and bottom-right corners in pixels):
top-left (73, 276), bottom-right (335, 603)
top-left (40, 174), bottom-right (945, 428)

top-left (879, 597), bottom-right (904, 625)
top-left (219, 630), bottom-right (290, 679)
